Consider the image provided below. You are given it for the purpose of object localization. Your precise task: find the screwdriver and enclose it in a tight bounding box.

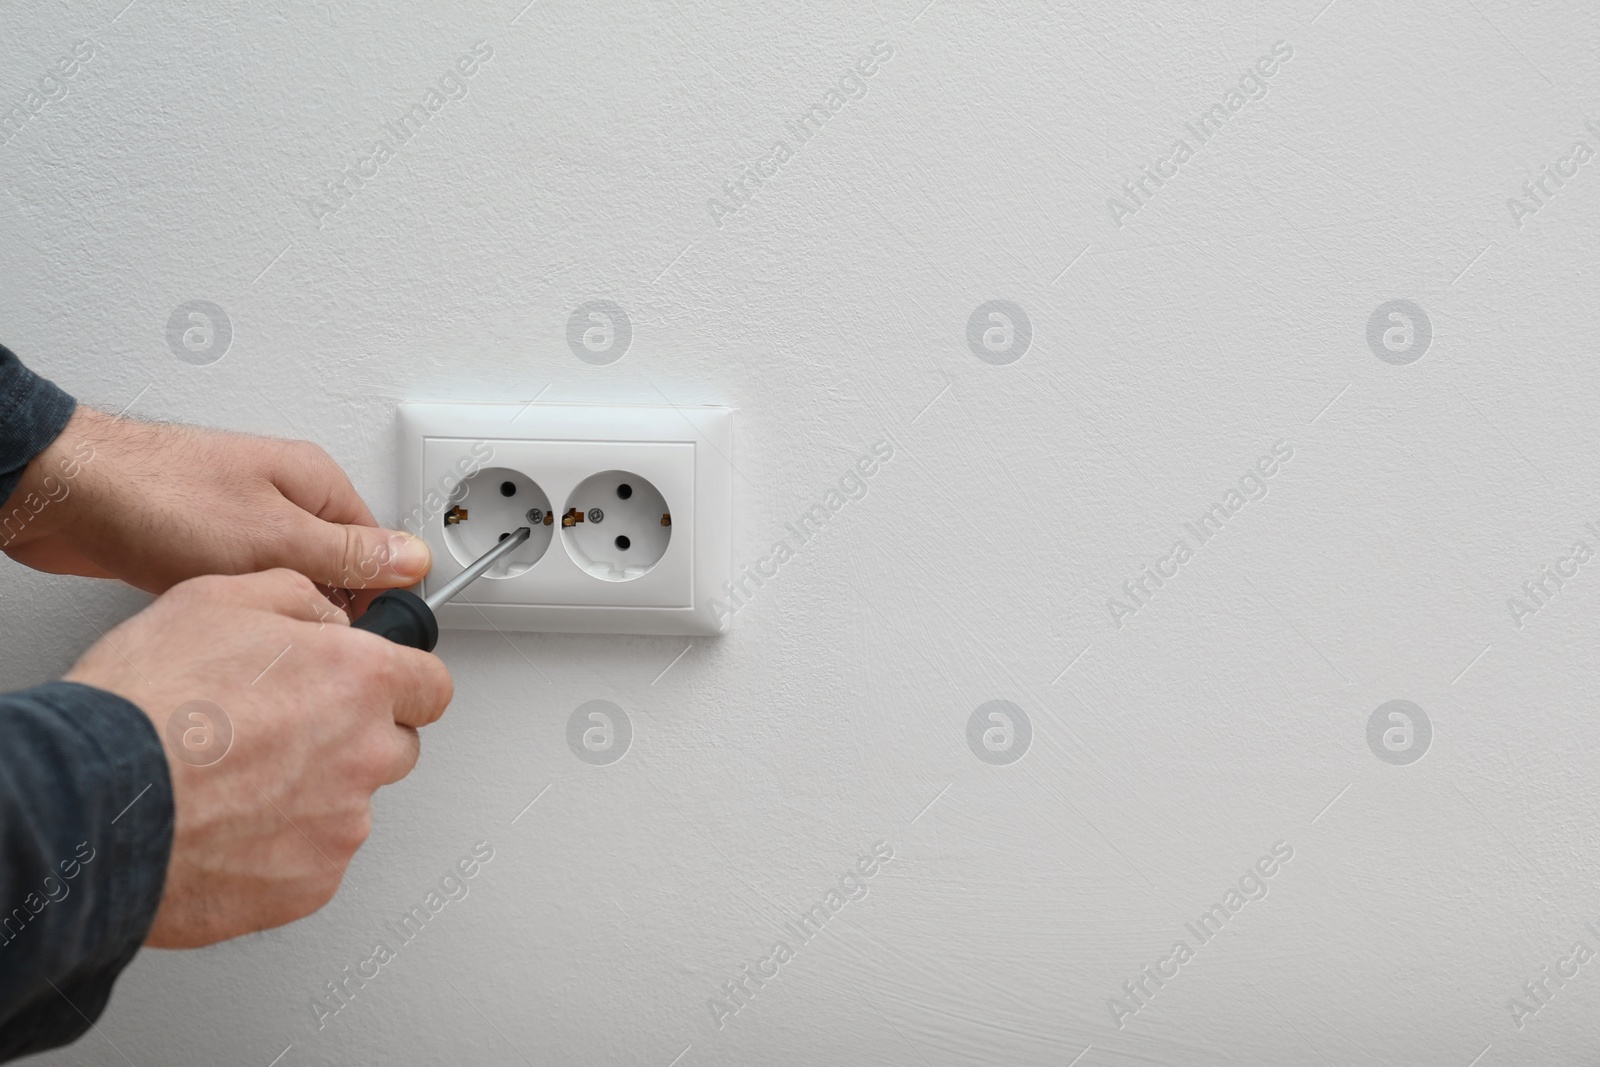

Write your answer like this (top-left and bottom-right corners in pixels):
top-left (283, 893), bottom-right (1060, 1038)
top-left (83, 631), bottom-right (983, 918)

top-left (352, 526), bottom-right (531, 651)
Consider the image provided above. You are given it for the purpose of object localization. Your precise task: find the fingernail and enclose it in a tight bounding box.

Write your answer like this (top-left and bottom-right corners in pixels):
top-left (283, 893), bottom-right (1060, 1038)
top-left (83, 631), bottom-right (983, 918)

top-left (388, 534), bottom-right (431, 578)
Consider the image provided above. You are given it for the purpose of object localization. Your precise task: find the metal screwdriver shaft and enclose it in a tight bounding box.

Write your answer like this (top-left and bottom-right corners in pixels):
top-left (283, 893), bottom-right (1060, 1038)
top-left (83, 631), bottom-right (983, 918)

top-left (425, 527), bottom-right (530, 610)
top-left (353, 527), bottom-right (531, 651)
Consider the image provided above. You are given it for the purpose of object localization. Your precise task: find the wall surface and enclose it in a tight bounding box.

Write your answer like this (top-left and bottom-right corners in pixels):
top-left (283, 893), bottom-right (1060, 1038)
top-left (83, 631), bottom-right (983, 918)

top-left (3, 0), bottom-right (1600, 1063)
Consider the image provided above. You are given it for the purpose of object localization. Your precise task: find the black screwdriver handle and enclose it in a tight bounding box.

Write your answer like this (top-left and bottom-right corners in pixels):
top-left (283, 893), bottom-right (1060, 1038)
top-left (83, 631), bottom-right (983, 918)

top-left (351, 588), bottom-right (439, 651)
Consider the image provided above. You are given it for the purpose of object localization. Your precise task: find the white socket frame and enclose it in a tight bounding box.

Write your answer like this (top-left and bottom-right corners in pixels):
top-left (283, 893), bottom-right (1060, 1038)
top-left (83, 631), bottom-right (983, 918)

top-left (396, 401), bottom-right (734, 635)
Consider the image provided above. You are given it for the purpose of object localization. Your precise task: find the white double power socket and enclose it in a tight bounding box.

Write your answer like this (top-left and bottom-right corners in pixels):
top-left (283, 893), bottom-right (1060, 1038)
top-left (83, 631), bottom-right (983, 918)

top-left (396, 401), bottom-right (734, 635)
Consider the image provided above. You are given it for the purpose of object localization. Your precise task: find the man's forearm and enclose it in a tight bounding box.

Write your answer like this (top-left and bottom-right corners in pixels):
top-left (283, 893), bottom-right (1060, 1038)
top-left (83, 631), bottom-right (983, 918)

top-left (0, 682), bottom-right (174, 1061)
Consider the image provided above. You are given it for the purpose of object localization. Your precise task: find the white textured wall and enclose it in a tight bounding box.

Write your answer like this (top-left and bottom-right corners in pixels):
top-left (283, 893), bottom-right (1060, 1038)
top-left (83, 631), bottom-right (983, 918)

top-left (4, 0), bottom-right (1600, 1063)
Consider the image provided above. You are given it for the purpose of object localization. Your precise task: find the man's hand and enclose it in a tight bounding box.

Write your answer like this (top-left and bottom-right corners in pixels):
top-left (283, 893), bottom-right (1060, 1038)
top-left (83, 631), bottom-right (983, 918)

top-left (2, 406), bottom-right (428, 609)
top-left (65, 568), bottom-right (453, 947)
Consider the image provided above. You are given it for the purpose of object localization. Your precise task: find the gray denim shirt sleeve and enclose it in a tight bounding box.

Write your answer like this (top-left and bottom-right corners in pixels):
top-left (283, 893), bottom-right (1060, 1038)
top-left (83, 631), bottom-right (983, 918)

top-left (0, 342), bottom-right (76, 510)
top-left (0, 345), bottom-right (177, 1060)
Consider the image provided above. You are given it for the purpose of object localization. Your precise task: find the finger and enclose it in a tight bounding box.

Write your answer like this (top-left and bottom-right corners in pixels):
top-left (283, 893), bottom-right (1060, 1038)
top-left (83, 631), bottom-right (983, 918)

top-left (381, 644), bottom-right (454, 729)
top-left (195, 568), bottom-right (350, 624)
top-left (279, 510), bottom-right (431, 591)
top-left (269, 440), bottom-right (380, 528)
top-left (343, 588), bottom-right (382, 616)
top-left (377, 725), bottom-right (421, 786)
top-left (263, 439), bottom-right (430, 589)
top-left (314, 582), bottom-right (382, 621)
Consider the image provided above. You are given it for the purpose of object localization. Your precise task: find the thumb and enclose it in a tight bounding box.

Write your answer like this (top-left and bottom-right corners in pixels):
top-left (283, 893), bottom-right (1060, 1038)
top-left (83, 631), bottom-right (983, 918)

top-left (288, 515), bottom-right (432, 590)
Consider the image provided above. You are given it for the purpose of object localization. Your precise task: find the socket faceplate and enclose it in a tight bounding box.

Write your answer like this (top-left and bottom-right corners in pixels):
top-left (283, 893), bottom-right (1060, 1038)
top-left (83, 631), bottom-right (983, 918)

top-left (397, 401), bottom-right (734, 635)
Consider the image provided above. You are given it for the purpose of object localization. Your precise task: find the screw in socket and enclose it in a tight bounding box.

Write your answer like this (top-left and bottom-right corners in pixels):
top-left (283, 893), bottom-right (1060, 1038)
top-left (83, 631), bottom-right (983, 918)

top-left (588, 508), bottom-right (604, 524)
top-left (526, 508), bottom-right (544, 525)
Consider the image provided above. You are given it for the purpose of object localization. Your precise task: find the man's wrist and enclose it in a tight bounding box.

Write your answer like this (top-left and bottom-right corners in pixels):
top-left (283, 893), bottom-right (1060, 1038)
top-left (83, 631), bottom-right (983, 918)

top-left (1, 407), bottom-right (106, 550)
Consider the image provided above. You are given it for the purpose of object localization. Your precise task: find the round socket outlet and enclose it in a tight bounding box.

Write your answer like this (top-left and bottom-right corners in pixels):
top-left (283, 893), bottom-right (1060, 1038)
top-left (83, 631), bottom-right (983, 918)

top-left (561, 470), bottom-right (671, 581)
top-left (441, 466), bottom-right (553, 578)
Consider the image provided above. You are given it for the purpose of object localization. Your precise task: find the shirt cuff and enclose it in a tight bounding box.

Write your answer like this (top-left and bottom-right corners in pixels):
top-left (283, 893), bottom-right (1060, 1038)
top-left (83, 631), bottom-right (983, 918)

top-left (0, 681), bottom-right (174, 1060)
top-left (0, 342), bottom-right (77, 510)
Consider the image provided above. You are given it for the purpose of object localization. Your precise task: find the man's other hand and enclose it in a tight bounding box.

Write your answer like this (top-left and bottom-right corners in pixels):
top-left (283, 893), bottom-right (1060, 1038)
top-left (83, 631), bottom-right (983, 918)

top-left (1, 407), bottom-right (428, 612)
top-left (64, 569), bottom-right (453, 947)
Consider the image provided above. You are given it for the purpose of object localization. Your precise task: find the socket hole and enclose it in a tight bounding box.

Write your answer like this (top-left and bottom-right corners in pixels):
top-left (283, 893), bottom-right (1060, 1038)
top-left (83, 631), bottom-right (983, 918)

top-left (616, 483), bottom-right (633, 500)
top-left (499, 532), bottom-right (510, 541)
top-left (615, 535), bottom-right (631, 551)
top-left (500, 481), bottom-right (517, 497)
